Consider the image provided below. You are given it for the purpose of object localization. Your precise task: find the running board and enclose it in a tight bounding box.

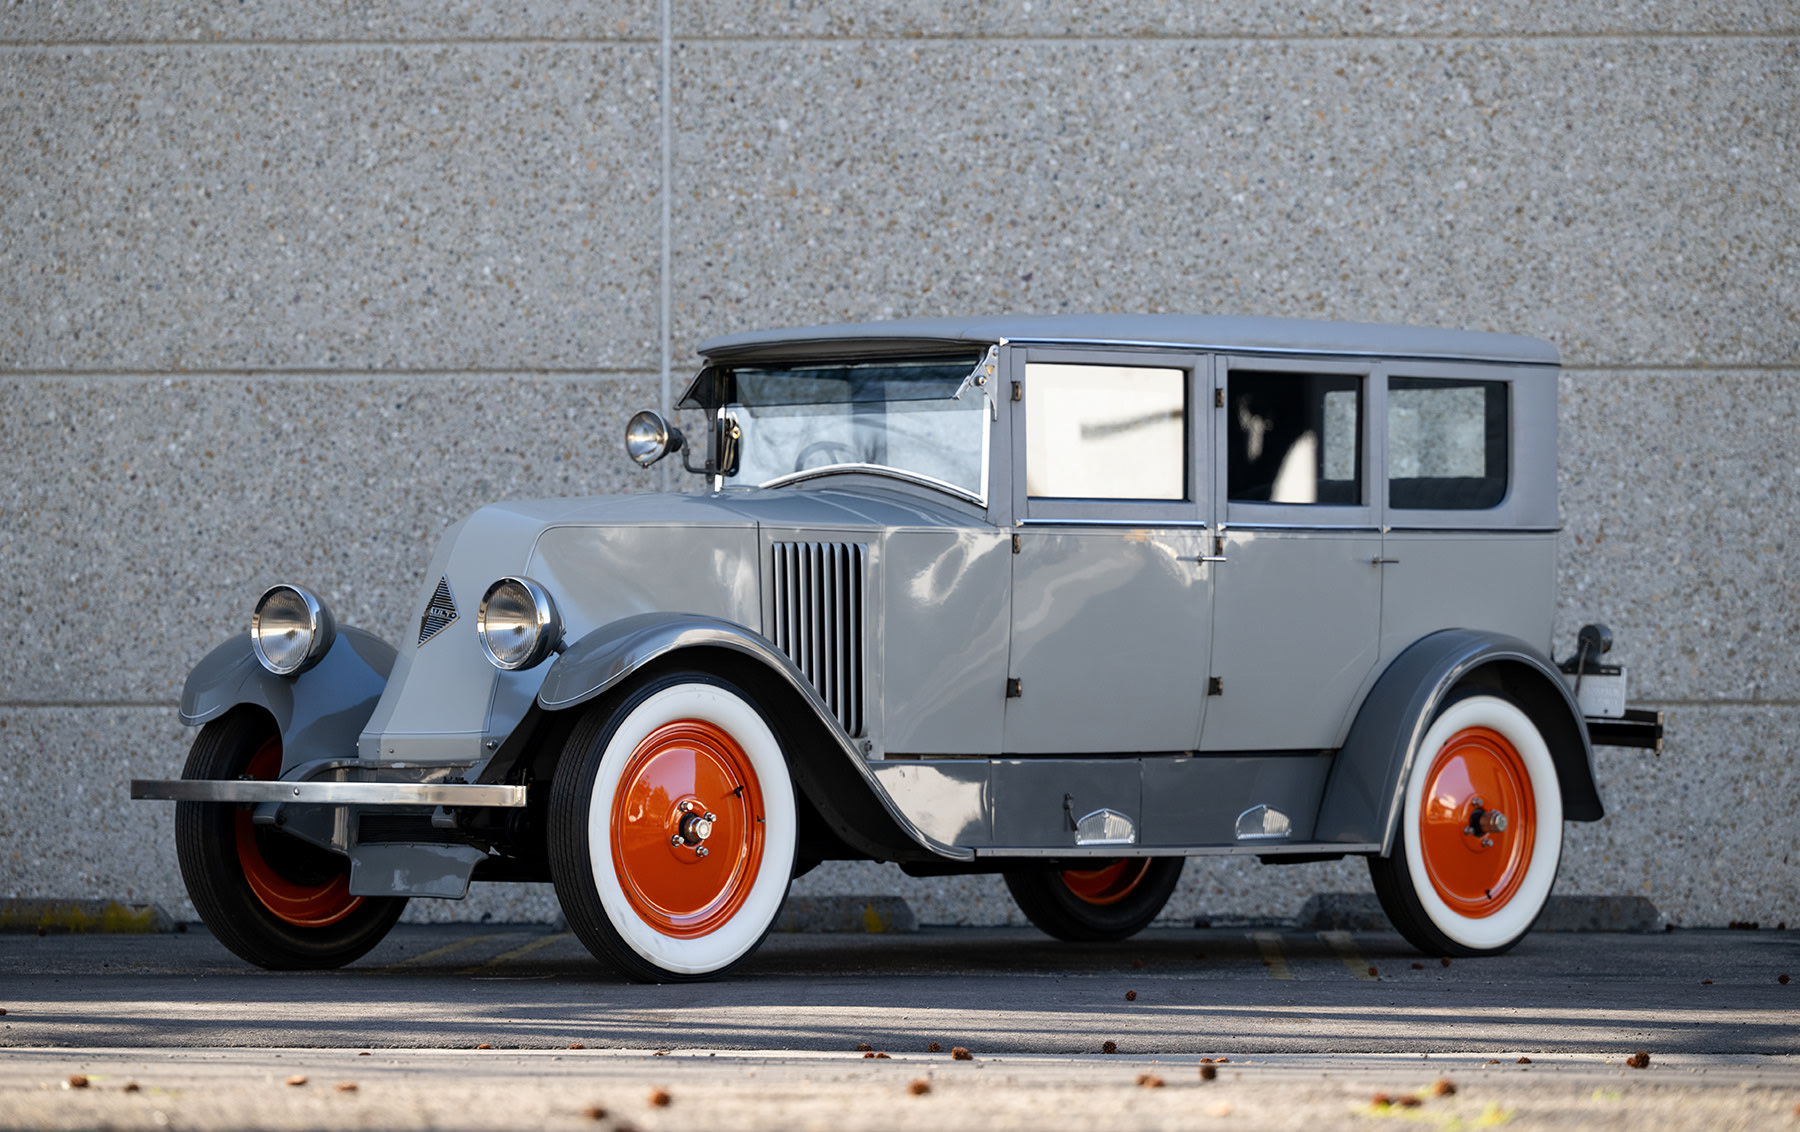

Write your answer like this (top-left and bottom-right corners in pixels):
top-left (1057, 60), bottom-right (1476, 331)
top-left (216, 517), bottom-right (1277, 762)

top-left (129, 779), bottom-right (528, 808)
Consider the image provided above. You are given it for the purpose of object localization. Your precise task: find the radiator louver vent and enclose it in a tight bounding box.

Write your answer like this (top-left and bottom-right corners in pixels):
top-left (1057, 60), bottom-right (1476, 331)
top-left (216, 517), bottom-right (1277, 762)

top-left (770, 542), bottom-right (866, 738)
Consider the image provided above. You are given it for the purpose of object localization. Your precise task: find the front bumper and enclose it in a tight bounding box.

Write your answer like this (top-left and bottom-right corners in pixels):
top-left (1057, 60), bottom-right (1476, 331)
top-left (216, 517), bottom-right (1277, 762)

top-left (129, 779), bottom-right (528, 807)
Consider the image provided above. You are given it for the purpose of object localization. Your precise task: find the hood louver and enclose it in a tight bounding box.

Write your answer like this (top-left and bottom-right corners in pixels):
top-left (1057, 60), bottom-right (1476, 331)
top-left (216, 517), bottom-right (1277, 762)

top-left (770, 542), bottom-right (866, 738)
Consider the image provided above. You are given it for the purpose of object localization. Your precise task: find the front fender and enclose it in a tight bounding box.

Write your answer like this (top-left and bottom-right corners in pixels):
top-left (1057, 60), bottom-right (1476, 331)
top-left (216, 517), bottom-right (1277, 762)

top-left (180, 627), bottom-right (397, 776)
top-left (1313, 629), bottom-right (1601, 855)
top-left (537, 612), bottom-right (973, 862)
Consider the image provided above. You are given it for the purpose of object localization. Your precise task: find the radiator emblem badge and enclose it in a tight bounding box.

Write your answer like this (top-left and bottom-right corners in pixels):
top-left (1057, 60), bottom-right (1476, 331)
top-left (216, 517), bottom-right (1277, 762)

top-left (418, 576), bottom-right (458, 646)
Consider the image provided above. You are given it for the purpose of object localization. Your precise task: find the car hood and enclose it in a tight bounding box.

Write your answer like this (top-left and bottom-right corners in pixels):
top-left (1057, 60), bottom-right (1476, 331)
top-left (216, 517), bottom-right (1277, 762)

top-left (357, 484), bottom-right (982, 763)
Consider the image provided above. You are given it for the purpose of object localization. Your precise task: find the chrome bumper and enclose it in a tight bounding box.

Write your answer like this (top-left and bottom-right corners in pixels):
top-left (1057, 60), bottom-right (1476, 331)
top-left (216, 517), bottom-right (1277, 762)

top-left (129, 779), bottom-right (529, 808)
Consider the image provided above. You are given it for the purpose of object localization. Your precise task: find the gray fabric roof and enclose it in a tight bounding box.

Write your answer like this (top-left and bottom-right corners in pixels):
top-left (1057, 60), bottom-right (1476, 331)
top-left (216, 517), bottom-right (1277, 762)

top-left (696, 313), bottom-right (1559, 366)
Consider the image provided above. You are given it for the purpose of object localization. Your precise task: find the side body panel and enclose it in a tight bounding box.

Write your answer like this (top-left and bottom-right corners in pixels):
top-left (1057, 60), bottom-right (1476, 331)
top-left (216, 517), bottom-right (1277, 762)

top-left (868, 752), bottom-right (1334, 855)
top-left (1140, 754), bottom-right (1332, 848)
top-left (876, 527), bottom-right (1012, 755)
top-left (991, 758), bottom-right (1140, 846)
top-left (1005, 529), bottom-right (1213, 753)
top-left (1199, 528), bottom-right (1382, 751)
top-left (1378, 534), bottom-right (1557, 664)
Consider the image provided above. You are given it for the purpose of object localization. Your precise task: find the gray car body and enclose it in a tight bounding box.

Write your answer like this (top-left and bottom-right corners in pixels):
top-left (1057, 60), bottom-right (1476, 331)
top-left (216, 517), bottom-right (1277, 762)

top-left (175, 314), bottom-right (1600, 899)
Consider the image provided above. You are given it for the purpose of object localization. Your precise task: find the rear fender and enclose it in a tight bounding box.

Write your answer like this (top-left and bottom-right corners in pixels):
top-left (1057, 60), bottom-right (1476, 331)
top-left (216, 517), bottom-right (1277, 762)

top-left (179, 627), bottom-right (397, 776)
top-left (1314, 629), bottom-right (1602, 855)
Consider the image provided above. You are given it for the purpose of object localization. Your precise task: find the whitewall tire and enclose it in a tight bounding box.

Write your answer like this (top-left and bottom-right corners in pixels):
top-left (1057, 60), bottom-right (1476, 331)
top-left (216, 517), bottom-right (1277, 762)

top-left (1370, 692), bottom-right (1563, 956)
top-left (549, 670), bottom-right (796, 981)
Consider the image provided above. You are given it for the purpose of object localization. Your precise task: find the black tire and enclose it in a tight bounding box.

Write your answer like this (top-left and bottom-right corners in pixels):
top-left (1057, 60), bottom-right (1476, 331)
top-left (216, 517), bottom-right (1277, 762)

top-left (1004, 858), bottom-right (1185, 942)
top-left (547, 669), bottom-right (797, 982)
top-left (1367, 690), bottom-right (1563, 958)
top-left (175, 708), bottom-right (406, 970)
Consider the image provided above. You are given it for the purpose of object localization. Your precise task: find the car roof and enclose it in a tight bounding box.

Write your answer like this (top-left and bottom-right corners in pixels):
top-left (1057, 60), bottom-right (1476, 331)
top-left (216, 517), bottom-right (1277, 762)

top-left (696, 313), bottom-right (1559, 367)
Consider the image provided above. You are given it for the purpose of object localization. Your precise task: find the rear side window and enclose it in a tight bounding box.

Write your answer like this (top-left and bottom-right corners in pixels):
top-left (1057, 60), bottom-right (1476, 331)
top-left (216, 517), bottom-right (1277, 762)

top-left (1227, 371), bottom-right (1363, 505)
top-left (1387, 377), bottom-right (1509, 510)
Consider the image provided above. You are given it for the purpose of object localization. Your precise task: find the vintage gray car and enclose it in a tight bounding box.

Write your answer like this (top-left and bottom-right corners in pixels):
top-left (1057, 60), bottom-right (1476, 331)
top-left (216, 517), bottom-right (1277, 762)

top-left (134, 314), bottom-right (1659, 980)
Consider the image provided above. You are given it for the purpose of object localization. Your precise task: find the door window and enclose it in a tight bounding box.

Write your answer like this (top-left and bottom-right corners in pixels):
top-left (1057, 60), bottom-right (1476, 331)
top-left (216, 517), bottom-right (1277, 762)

top-left (1024, 363), bottom-right (1186, 500)
top-left (1227, 371), bottom-right (1363, 505)
top-left (1387, 377), bottom-right (1509, 510)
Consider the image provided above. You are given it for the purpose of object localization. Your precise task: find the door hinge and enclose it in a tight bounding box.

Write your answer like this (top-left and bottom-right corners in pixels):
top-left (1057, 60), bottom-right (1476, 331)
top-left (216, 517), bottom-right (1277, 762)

top-left (1207, 676), bottom-right (1224, 696)
top-left (1006, 677), bottom-right (1024, 699)
top-left (1215, 387), bottom-right (1224, 409)
top-left (1011, 533), bottom-right (1021, 554)
top-left (1011, 381), bottom-right (1023, 402)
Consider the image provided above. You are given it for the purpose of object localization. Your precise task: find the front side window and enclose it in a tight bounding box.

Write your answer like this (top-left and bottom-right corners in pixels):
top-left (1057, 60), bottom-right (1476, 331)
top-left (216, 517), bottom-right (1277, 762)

top-left (1227, 371), bottom-right (1363, 505)
top-left (1024, 363), bottom-right (1186, 500)
top-left (1387, 377), bottom-right (1509, 510)
top-left (710, 356), bottom-right (991, 501)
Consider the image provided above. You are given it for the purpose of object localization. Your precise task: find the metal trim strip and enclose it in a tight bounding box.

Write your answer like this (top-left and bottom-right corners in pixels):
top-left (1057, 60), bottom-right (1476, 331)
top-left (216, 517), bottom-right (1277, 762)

top-left (130, 779), bottom-right (528, 808)
top-left (971, 842), bottom-right (1381, 858)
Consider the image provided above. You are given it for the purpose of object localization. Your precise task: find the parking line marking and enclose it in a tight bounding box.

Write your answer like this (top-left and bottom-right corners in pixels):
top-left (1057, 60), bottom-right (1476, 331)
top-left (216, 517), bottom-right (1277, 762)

top-left (1319, 930), bottom-right (1379, 980)
top-left (381, 935), bottom-right (488, 971)
top-left (1249, 931), bottom-right (1293, 980)
top-left (458, 933), bottom-right (571, 975)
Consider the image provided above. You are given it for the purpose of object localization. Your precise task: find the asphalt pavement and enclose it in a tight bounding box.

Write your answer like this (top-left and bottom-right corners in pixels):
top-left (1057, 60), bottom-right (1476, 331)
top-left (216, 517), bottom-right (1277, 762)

top-left (2, 923), bottom-right (1796, 1129)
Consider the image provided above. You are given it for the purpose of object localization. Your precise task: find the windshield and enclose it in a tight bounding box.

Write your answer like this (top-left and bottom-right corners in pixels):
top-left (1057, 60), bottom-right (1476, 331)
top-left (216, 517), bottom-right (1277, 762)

top-left (709, 355), bottom-right (992, 501)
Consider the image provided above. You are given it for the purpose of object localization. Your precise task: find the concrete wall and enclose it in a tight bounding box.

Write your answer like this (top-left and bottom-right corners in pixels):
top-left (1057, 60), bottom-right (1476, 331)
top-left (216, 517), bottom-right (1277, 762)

top-left (2, 3), bottom-right (1794, 929)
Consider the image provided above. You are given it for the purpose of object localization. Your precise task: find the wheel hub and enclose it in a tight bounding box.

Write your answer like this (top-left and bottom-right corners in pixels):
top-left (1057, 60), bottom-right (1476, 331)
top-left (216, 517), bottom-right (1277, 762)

top-left (1418, 726), bottom-right (1536, 917)
top-left (671, 800), bottom-right (718, 857)
top-left (612, 719), bottom-right (765, 938)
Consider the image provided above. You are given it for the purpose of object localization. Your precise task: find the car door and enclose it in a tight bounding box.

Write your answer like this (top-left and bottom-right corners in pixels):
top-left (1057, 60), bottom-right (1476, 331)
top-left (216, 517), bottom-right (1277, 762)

top-left (1002, 348), bottom-right (1215, 755)
top-left (1199, 356), bottom-right (1383, 752)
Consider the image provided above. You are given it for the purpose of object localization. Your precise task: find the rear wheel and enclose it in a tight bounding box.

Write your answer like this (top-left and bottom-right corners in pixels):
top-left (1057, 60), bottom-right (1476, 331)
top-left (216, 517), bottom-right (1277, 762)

top-left (1369, 691), bottom-right (1563, 957)
top-left (1004, 857), bottom-right (1185, 942)
top-left (548, 670), bottom-right (797, 981)
top-left (175, 709), bottom-right (406, 969)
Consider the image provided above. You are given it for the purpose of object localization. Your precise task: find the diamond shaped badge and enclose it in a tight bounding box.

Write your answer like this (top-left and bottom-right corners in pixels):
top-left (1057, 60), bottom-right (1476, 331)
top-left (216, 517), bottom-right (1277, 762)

top-left (418, 576), bottom-right (458, 646)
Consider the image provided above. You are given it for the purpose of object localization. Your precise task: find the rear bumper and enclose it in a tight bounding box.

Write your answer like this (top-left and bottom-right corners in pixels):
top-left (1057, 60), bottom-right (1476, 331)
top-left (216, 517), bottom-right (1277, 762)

top-left (1584, 708), bottom-right (1664, 754)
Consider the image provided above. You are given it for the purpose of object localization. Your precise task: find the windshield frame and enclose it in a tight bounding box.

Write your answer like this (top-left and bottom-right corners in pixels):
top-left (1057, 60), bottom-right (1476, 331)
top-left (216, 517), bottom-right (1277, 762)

top-left (687, 352), bottom-right (996, 506)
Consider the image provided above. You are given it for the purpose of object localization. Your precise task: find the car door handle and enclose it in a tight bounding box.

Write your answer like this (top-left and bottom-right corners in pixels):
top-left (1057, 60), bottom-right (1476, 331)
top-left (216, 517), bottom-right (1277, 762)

top-left (1187, 555), bottom-right (1229, 563)
top-left (1371, 557), bottom-right (1400, 565)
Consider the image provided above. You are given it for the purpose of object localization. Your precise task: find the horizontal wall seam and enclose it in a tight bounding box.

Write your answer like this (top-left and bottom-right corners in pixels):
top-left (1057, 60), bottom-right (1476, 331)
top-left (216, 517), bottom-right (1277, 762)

top-left (0, 701), bottom-right (177, 709)
top-left (0, 368), bottom-right (655, 380)
top-left (1561, 364), bottom-right (1799, 373)
top-left (0, 32), bottom-right (1794, 49)
top-left (1631, 699), bottom-right (1800, 708)
top-left (4, 698), bottom-right (1797, 709)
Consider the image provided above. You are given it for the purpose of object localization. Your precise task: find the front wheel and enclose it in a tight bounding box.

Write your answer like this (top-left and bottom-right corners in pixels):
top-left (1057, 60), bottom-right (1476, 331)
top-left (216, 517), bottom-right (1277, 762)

top-left (1004, 858), bottom-right (1185, 942)
top-left (548, 670), bottom-right (797, 982)
top-left (1369, 692), bottom-right (1563, 957)
top-left (175, 709), bottom-right (406, 970)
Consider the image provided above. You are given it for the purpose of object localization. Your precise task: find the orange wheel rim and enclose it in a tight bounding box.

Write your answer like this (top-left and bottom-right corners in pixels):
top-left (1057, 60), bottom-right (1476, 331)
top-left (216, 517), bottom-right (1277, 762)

top-left (1060, 859), bottom-right (1152, 907)
top-left (1418, 726), bottom-right (1536, 917)
top-left (611, 719), bottom-right (765, 939)
top-left (233, 738), bottom-right (363, 928)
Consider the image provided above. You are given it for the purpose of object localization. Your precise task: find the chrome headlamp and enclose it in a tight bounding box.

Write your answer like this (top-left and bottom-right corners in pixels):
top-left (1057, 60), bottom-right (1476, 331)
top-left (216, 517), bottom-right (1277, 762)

top-left (476, 576), bottom-right (564, 671)
top-left (250, 584), bottom-right (337, 676)
top-left (625, 409), bottom-right (686, 468)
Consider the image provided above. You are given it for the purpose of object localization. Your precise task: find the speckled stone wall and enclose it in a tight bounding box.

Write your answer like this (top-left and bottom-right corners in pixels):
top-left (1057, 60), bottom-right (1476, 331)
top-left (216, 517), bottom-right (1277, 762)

top-left (1, 4), bottom-right (1794, 929)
